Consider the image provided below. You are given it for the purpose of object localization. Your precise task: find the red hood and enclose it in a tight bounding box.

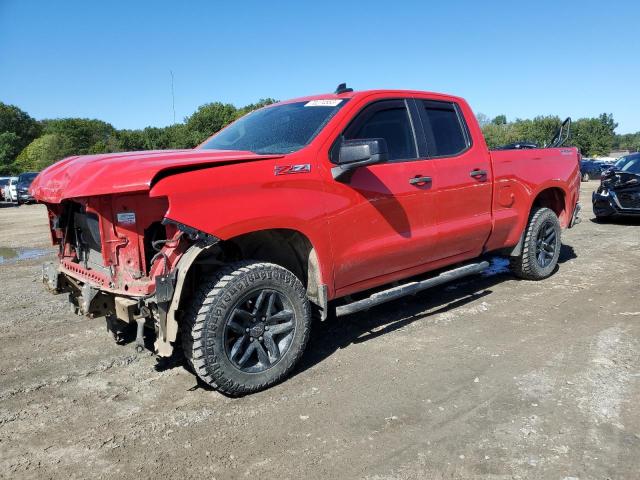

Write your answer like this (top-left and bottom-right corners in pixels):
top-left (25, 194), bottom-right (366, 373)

top-left (30, 149), bottom-right (280, 203)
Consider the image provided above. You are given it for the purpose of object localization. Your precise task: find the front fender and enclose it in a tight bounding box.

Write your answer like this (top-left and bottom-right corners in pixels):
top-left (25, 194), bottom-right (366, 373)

top-left (149, 158), bottom-right (333, 295)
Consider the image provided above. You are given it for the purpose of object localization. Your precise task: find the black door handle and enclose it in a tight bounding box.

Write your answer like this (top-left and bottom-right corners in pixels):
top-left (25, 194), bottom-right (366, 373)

top-left (470, 169), bottom-right (487, 178)
top-left (409, 175), bottom-right (432, 185)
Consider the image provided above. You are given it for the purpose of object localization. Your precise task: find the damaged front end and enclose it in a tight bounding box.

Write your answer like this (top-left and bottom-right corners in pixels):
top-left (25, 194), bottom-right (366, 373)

top-left (592, 170), bottom-right (640, 218)
top-left (40, 193), bottom-right (217, 355)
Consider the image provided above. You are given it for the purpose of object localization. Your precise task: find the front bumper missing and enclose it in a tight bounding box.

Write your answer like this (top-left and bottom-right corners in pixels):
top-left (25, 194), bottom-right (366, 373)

top-left (42, 261), bottom-right (144, 319)
top-left (41, 260), bottom-right (177, 355)
top-left (41, 237), bottom-right (217, 358)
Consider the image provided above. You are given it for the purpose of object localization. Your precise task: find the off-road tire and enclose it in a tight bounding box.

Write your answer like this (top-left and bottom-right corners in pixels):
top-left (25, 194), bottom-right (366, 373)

top-left (510, 207), bottom-right (561, 280)
top-left (182, 261), bottom-right (311, 395)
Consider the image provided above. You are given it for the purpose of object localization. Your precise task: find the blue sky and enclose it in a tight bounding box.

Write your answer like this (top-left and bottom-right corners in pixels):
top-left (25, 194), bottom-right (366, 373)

top-left (1, 0), bottom-right (638, 133)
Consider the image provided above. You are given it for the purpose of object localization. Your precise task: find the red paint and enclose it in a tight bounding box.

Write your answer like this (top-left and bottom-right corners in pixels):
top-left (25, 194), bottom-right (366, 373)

top-left (29, 149), bottom-right (282, 203)
top-left (31, 89), bottom-right (580, 301)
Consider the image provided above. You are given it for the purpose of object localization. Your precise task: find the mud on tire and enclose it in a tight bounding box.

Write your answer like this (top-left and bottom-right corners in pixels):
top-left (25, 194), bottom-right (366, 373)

top-left (182, 261), bottom-right (311, 396)
top-left (510, 207), bottom-right (562, 281)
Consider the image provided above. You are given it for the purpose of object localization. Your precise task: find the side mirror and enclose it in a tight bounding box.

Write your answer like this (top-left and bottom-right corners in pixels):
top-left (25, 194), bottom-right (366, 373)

top-left (332, 138), bottom-right (389, 181)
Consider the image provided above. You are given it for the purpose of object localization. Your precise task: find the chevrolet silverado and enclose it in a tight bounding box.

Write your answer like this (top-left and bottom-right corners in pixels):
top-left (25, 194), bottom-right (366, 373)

top-left (31, 86), bottom-right (581, 395)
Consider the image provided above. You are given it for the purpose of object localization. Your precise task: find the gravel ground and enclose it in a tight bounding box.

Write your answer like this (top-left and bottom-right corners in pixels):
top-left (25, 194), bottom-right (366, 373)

top-left (0, 182), bottom-right (638, 480)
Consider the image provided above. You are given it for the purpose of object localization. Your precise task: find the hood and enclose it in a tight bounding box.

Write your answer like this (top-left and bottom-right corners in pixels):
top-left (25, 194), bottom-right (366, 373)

top-left (601, 170), bottom-right (640, 190)
top-left (30, 149), bottom-right (281, 203)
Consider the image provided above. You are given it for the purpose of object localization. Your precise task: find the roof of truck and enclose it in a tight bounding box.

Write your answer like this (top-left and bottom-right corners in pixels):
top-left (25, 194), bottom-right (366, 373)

top-left (276, 89), bottom-right (466, 105)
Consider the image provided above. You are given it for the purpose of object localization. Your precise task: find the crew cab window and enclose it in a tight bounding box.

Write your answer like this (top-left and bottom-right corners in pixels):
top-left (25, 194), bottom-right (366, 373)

top-left (342, 100), bottom-right (417, 161)
top-left (419, 100), bottom-right (469, 157)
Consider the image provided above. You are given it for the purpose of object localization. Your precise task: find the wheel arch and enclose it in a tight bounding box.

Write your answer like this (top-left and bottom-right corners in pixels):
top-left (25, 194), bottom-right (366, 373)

top-left (218, 228), bottom-right (326, 305)
top-left (156, 227), bottom-right (328, 357)
top-left (508, 185), bottom-right (569, 258)
top-left (531, 186), bottom-right (567, 224)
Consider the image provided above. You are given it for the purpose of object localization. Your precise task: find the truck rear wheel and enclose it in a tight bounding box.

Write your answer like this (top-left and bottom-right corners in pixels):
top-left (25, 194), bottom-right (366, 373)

top-left (510, 207), bottom-right (561, 280)
top-left (182, 261), bottom-right (311, 395)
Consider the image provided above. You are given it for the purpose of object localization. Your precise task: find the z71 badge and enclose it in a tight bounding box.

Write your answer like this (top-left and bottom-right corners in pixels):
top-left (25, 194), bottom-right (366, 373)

top-left (274, 164), bottom-right (311, 175)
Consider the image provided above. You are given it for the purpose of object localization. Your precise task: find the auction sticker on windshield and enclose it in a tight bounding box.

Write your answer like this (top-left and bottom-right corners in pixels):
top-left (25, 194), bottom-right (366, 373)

top-left (305, 99), bottom-right (343, 107)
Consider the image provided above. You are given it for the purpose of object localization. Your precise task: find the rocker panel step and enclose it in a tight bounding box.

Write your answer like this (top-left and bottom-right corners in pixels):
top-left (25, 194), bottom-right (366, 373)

top-left (335, 261), bottom-right (490, 316)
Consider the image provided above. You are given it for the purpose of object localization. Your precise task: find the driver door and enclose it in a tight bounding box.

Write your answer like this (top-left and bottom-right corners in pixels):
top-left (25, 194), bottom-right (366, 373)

top-left (324, 99), bottom-right (438, 294)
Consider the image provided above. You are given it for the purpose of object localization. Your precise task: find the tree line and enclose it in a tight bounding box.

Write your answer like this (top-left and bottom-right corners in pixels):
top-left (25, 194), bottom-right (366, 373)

top-left (1, 99), bottom-right (638, 175)
top-left (0, 98), bottom-right (275, 175)
top-left (477, 112), bottom-right (638, 156)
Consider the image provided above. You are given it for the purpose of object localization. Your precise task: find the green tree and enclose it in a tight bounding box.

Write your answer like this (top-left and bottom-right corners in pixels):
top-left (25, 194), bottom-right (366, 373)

top-left (482, 122), bottom-right (515, 148)
top-left (236, 98), bottom-right (277, 117)
top-left (185, 102), bottom-right (238, 144)
top-left (612, 132), bottom-right (640, 152)
top-left (41, 118), bottom-right (116, 155)
top-left (114, 129), bottom-right (147, 151)
top-left (0, 102), bottom-right (41, 172)
top-left (570, 113), bottom-right (617, 156)
top-left (0, 132), bottom-right (23, 174)
top-left (14, 134), bottom-right (73, 171)
top-left (513, 116), bottom-right (562, 146)
top-left (492, 114), bottom-right (507, 125)
top-left (134, 124), bottom-right (197, 150)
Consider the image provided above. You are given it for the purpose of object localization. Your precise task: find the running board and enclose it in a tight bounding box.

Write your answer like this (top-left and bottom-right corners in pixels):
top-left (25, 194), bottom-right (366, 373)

top-left (335, 261), bottom-right (490, 317)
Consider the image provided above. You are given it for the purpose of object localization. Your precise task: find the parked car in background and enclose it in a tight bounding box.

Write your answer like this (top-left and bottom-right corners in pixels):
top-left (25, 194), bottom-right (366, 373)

top-left (580, 159), bottom-right (609, 181)
top-left (594, 159), bottom-right (615, 171)
top-left (3, 177), bottom-right (18, 203)
top-left (0, 177), bottom-right (12, 201)
top-left (593, 153), bottom-right (640, 219)
top-left (15, 172), bottom-right (39, 205)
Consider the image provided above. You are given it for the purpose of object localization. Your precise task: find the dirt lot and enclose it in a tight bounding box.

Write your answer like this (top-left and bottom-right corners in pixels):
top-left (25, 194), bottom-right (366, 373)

top-left (0, 182), bottom-right (638, 480)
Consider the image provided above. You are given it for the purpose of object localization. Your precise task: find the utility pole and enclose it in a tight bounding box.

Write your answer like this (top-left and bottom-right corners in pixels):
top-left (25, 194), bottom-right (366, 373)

top-left (170, 70), bottom-right (176, 124)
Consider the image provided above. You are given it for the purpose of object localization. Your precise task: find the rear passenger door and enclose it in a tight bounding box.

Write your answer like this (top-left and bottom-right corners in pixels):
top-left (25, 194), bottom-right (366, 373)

top-left (416, 99), bottom-right (493, 260)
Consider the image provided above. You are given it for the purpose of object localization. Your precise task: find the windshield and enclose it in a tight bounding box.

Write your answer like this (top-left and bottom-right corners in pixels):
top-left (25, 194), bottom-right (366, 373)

top-left (200, 100), bottom-right (347, 154)
top-left (0, 179), bottom-right (9, 187)
top-left (17, 172), bottom-right (37, 184)
top-left (619, 155), bottom-right (640, 174)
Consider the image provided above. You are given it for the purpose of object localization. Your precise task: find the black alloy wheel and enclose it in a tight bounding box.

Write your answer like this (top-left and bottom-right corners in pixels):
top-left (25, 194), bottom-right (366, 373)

top-left (510, 207), bottom-right (561, 280)
top-left (224, 289), bottom-right (296, 373)
top-left (535, 220), bottom-right (557, 268)
top-left (182, 261), bottom-right (311, 395)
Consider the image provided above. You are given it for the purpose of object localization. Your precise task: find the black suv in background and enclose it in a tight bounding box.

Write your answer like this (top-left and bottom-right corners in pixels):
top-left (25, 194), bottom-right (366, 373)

top-left (593, 153), bottom-right (640, 218)
top-left (16, 172), bottom-right (38, 205)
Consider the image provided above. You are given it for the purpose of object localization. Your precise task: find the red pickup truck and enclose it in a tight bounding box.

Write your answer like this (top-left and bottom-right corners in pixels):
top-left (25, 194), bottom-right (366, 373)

top-left (31, 87), bottom-right (581, 395)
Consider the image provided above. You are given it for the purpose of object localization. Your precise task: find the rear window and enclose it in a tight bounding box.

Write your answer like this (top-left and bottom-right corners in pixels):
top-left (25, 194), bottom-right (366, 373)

top-left (419, 101), bottom-right (469, 157)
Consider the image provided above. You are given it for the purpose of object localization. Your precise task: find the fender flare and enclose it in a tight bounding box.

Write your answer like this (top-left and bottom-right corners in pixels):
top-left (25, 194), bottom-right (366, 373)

top-left (154, 241), bottom-right (219, 357)
top-left (508, 183), bottom-right (572, 258)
